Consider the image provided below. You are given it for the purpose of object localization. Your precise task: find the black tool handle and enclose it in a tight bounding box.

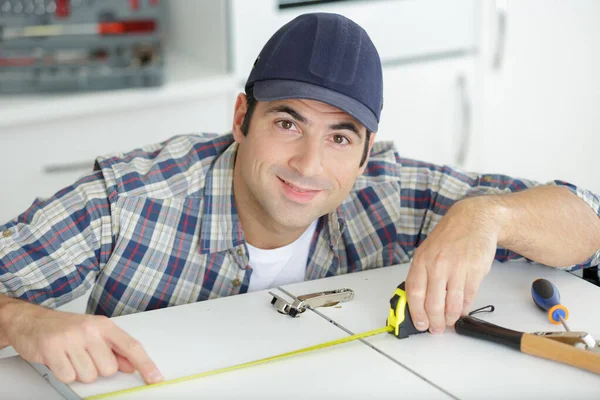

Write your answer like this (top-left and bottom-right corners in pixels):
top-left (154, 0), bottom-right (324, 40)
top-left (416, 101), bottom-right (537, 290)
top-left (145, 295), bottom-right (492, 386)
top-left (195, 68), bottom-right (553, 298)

top-left (455, 315), bottom-right (523, 351)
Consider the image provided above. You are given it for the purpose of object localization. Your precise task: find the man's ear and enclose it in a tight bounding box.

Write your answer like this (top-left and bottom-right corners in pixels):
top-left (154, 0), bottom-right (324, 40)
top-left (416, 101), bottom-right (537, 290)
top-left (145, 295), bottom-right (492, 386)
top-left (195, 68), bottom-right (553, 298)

top-left (358, 132), bottom-right (376, 176)
top-left (232, 93), bottom-right (248, 144)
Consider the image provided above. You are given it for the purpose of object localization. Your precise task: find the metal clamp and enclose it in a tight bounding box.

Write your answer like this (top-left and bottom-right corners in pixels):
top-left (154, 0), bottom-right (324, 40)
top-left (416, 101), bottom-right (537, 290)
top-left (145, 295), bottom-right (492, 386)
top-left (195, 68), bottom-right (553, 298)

top-left (269, 288), bottom-right (354, 317)
top-left (533, 331), bottom-right (599, 352)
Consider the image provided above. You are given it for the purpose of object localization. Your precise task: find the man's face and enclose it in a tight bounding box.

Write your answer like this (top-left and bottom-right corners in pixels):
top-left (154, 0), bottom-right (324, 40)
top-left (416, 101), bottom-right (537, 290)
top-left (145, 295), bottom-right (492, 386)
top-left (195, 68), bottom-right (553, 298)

top-left (232, 95), bottom-right (375, 235)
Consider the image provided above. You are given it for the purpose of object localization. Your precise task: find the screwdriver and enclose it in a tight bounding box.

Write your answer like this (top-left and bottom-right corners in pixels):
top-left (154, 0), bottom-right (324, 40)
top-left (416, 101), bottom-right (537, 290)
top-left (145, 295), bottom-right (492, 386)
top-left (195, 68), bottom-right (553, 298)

top-left (531, 278), bottom-right (597, 348)
top-left (531, 278), bottom-right (570, 331)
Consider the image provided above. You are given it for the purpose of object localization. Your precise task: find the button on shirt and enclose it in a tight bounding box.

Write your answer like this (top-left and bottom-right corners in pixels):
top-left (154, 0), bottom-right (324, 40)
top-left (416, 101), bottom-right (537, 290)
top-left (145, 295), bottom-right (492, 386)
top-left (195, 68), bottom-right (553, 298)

top-left (1, 133), bottom-right (599, 317)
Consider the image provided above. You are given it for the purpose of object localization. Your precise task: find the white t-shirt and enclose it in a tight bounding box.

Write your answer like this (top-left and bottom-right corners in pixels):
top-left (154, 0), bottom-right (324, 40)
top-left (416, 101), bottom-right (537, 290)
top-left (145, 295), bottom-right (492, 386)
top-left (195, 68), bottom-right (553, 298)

top-left (246, 220), bottom-right (318, 292)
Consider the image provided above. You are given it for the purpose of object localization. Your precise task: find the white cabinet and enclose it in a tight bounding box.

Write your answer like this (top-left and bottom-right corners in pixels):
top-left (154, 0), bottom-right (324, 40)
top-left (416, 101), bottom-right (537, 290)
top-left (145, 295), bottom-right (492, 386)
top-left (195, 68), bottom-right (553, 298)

top-left (474, 0), bottom-right (600, 193)
top-left (378, 57), bottom-right (476, 169)
top-left (229, 0), bottom-right (479, 82)
top-left (0, 92), bottom-right (234, 224)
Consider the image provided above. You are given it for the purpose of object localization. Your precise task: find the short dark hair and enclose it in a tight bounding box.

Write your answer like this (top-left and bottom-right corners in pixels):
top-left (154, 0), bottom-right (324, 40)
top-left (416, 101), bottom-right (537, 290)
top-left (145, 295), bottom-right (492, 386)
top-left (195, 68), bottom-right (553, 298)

top-left (241, 88), bottom-right (372, 167)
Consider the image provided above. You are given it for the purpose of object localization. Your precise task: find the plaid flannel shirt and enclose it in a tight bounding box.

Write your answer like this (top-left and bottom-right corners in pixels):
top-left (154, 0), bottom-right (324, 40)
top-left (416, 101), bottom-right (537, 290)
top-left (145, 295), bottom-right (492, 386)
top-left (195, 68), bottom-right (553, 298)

top-left (2, 133), bottom-right (599, 317)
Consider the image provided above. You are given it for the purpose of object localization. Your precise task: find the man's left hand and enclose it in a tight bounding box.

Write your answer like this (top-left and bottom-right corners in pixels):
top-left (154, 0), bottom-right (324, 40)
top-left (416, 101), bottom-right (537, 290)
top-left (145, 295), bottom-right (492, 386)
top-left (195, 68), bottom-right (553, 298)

top-left (405, 197), bottom-right (501, 334)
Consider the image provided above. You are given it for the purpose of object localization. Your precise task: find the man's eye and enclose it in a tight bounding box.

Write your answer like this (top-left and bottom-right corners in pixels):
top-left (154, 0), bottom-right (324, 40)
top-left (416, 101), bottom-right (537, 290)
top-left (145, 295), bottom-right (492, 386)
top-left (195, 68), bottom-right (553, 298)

top-left (278, 120), bottom-right (296, 130)
top-left (332, 134), bottom-right (349, 145)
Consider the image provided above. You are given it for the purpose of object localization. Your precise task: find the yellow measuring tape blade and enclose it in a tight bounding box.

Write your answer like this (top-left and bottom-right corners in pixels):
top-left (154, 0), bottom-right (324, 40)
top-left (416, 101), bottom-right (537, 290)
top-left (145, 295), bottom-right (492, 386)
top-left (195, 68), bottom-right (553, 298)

top-left (85, 325), bottom-right (394, 400)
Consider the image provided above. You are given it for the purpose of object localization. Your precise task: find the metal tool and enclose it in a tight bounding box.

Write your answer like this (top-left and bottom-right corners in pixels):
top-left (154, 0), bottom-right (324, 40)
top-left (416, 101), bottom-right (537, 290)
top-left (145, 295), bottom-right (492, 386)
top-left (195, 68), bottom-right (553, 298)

top-left (269, 288), bottom-right (354, 317)
top-left (531, 278), bottom-right (596, 348)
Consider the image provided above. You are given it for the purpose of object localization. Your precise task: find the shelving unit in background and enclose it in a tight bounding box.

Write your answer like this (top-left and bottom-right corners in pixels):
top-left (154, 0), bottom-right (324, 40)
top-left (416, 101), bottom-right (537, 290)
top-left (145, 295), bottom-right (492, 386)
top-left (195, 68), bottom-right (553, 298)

top-left (0, 0), bottom-right (234, 129)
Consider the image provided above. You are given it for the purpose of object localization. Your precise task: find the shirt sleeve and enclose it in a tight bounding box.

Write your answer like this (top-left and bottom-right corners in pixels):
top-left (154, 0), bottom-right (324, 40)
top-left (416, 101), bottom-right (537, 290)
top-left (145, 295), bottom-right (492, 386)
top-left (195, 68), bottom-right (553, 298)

top-left (0, 169), bottom-right (114, 308)
top-left (398, 157), bottom-right (600, 271)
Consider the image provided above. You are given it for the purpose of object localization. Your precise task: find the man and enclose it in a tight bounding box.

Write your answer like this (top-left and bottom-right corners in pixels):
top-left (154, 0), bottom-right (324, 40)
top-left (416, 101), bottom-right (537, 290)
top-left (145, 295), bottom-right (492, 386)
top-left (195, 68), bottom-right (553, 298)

top-left (1, 12), bottom-right (599, 386)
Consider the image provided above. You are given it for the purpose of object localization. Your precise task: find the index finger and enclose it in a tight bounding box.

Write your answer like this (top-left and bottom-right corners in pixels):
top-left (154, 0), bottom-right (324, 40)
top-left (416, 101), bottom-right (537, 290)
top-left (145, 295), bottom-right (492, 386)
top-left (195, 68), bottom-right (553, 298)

top-left (105, 325), bottom-right (163, 384)
top-left (461, 270), bottom-right (484, 316)
top-left (424, 266), bottom-right (448, 334)
top-left (405, 261), bottom-right (429, 332)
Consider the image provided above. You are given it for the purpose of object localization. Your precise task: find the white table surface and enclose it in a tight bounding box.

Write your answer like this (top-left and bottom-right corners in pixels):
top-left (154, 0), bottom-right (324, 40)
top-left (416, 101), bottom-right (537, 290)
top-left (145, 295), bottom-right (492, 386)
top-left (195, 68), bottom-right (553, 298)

top-left (0, 284), bottom-right (450, 400)
top-left (282, 260), bottom-right (600, 399)
top-left (0, 356), bottom-right (65, 400)
top-left (1, 260), bottom-right (598, 399)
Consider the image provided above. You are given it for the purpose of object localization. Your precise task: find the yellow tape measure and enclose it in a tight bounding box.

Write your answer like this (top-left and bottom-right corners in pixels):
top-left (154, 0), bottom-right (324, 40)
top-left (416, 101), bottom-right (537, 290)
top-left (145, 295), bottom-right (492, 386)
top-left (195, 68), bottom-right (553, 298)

top-left (85, 325), bottom-right (394, 400)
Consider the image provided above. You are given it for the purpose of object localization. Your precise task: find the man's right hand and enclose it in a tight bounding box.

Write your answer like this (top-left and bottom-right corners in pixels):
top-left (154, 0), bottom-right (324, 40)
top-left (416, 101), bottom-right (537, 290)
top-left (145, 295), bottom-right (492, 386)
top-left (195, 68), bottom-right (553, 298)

top-left (1, 300), bottom-right (163, 384)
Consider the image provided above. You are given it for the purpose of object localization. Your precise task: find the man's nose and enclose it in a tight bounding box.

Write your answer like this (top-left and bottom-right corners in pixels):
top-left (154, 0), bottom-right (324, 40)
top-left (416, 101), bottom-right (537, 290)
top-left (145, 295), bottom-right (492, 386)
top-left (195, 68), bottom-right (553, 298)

top-left (289, 138), bottom-right (324, 177)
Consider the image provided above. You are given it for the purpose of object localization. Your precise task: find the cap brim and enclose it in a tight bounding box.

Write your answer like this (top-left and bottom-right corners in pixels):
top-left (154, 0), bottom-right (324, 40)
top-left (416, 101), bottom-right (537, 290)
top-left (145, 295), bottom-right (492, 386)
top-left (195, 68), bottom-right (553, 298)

top-left (253, 80), bottom-right (378, 133)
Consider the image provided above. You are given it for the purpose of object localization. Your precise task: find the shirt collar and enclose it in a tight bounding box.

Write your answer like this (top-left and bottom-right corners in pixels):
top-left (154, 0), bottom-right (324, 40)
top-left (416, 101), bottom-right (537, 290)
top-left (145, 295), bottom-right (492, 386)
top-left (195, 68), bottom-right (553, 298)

top-left (199, 138), bottom-right (244, 254)
top-left (326, 207), bottom-right (345, 247)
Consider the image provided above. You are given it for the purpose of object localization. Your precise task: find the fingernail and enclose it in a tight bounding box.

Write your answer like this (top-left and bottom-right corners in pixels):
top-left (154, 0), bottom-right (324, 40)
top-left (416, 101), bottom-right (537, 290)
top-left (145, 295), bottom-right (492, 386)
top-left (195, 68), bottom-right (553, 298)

top-left (148, 371), bottom-right (163, 384)
top-left (431, 328), bottom-right (443, 335)
top-left (415, 321), bottom-right (426, 329)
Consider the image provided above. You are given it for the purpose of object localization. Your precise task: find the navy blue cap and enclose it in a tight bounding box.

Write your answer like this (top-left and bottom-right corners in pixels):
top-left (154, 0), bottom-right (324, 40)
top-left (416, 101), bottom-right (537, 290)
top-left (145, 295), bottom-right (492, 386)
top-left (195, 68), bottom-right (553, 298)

top-left (245, 12), bottom-right (383, 133)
